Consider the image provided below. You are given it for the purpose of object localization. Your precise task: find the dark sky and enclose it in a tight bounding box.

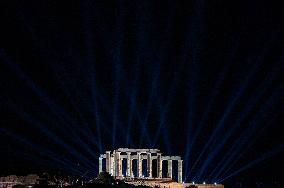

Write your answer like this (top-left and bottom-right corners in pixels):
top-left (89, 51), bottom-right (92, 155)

top-left (0, 0), bottom-right (283, 185)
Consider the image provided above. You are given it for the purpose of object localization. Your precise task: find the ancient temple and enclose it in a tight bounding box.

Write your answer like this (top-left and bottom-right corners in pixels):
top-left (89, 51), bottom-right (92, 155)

top-left (99, 148), bottom-right (183, 183)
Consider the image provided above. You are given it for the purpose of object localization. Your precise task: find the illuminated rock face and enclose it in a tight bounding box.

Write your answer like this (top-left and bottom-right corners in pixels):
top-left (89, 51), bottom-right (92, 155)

top-left (124, 179), bottom-right (225, 188)
top-left (99, 148), bottom-right (183, 183)
top-left (0, 174), bottom-right (39, 188)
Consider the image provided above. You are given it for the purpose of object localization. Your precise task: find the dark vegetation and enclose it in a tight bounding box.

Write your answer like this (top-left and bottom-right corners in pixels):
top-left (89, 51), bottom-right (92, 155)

top-left (12, 172), bottom-right (153, 188)
top-left (185, 185), bottom-right (198, 188)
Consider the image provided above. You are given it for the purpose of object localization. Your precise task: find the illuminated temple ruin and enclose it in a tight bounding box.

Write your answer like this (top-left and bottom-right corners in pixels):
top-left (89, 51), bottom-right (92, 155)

top-left (99, 148), bottom-right (183, 183)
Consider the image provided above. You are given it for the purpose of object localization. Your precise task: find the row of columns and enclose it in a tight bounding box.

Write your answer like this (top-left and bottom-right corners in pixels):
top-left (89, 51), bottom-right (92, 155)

top-left (99, 151), bottom-right (182, 183)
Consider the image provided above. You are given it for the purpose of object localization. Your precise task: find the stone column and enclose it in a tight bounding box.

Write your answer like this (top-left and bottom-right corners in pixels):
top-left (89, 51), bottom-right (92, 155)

top-left (113, 151), bottom-right (116, 176)
top-left (147, 152), bottom-right (152, 178)
top-left (126, 152), bottom-right (132, 177)
top-left (119, 158), bottom-right (123, 177)
top-left (99, 157), bottom-right (103, 174)
top-left (178, 160), bottom-right (183, 183)
top-left (157, 153), bottom-right (162, 178)
top-left (137, 152), bottom-right (142, 178)
top-left (116, 152), bottom-right (122, 177)
top-left (167, 160), bottom-right (172, 178)
top-left (110, 155), bottom-right (114, 176)
top-left (106, 151), bottom-right (111, 173)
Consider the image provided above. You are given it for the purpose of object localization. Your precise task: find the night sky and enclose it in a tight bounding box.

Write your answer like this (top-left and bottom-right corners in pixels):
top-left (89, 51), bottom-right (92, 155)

top-left (0, 0), bottom-right (283, 186)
